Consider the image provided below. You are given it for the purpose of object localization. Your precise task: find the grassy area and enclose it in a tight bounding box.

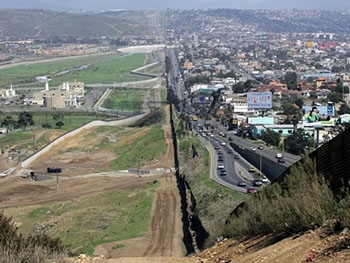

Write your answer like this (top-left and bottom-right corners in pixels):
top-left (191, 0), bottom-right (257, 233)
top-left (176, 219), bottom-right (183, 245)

top-left (4, 180), bottom-right (160, 256)
top-left (0, 111), bottom-right (110, 160)
top-left (108, 125), bottom-right (166, 171)
top-left (101, 87), bottom-right (146, 111)
top-left (0, 53), bottom-right (148, 87)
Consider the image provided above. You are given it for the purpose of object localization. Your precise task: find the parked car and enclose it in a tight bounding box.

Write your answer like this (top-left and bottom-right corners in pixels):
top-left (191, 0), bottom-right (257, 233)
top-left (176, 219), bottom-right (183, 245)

top-left (253, 179), bottom-right (263, 187)
top-left (247, 188), bottom-right (257, 194)
top-left (217, 156), bottom-right (224, 162)
top-left (214, 145), bottom-right (220, 150)
top-left (227, 149), bottom-right (233, 154)
top-left (234, 155), bottom-right (240, 159)
top-left (237, 181), bottom-right (247, 187)
top-left (221, 141), bottom-right (226, 146)
top-left (258, 145), bottom-right (264, 150)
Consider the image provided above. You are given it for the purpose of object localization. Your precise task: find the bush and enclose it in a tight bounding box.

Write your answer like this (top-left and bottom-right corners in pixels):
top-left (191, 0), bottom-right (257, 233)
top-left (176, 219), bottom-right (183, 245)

top-left (0, 212), bottom-right (68, 263)
top-left (221, 157), bottom-right (337, 239)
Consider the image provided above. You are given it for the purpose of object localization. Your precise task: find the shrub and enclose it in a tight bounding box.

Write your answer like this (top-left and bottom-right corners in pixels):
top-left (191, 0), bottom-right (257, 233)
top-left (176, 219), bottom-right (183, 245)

top-left (0, 211), bottom-right (68, 263)
top-left (221, 157), bottom-right (337, 239)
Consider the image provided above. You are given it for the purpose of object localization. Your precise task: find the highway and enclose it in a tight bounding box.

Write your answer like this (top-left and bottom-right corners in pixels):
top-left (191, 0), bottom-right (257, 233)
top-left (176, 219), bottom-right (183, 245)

top-left (199, 132), bottom-right (265, 193)
top-left (166, 48), bottom-right (300, 191)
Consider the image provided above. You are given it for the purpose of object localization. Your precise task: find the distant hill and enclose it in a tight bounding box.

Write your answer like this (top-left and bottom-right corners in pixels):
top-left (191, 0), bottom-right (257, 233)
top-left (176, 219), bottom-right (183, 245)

top-left (0, 9), bottom-right (163, 38)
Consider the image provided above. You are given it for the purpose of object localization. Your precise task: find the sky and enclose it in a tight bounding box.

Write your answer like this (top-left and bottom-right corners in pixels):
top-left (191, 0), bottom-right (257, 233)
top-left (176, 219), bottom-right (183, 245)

top-left (0, 0), bottom-right (350, 12)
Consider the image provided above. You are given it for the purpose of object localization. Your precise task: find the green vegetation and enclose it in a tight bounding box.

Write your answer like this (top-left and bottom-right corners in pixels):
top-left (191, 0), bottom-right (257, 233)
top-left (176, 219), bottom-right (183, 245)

top-left (108, 125), bottom-right (166, 171)
top-left (0, 211), bottom-right (67, 262)
top-left (58, 182), bottom-right (158, 255)
top-left (218, 156), bottom-right (350, 242)
top-left (0, 53), bottom-right (147, 87)
top-left (2, 181), bottom-right (159, 256)
top-left (102, 87), bottom-right (146, 111)
top-left (0, 111), bottom-right (110, 159)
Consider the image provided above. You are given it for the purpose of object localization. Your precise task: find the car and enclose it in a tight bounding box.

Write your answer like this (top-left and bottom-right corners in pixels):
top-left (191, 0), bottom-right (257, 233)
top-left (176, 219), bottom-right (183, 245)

top-left (234, 155), bottom-right (240, 159)
top-left (227, 149), bottom-right (233, 154)
top-left (253, 179), bottom-right (263, 187)
top-left (214, 145), bottom-right (220, 150)
top-left (250, 147), bottom-right (257, 151)
top-left (237, 180), bottom-right (247, 187)
top-left (219, 170), bottom-right (227, 176)
top-left (217, 157), bottom-right (224, 162)
top-left (247, 188), bottom-right (257, 194)
top-left (261, 176), bottom-right (269, 183)
top-left (217, 163), bottom-right (224, 169)
top-left (258, 145), bottom-right (264, 150)
top-left (219, 132), bottom-right (226, 137)
top-left (248, 167), bottom-right (256, 173)
top-left (276, 153), bottom-right (283, 159)
top-left (278, 157), bottom-right (285, 163)
top-left (228, 137), bottom-right (233, 141)
top-left (221, 141), bottom-right (226, 146)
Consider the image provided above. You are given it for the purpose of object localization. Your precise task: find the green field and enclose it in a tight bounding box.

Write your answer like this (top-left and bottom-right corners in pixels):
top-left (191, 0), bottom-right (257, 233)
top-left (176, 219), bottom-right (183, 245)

top-left (108, 125), bottom-right (166, 171)
top-left (0, 111), bottom-right (109, 157)
top-left (0, 53), bottom-right (149, 87)
top-left (4, 181), bottom-right (159, 256)
top-left (102, 87), bottom-right (146, 111)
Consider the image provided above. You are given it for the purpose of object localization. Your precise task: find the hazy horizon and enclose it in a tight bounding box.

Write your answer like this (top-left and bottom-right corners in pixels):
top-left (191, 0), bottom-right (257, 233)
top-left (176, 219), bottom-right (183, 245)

top-left (0, 0), bottom-right (350, 12)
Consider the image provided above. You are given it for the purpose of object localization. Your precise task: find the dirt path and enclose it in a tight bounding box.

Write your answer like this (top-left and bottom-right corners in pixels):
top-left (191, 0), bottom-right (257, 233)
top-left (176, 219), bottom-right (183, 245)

top-left (93, 174), bottom-right (184, 258)
top-left (93, 104), bottom-right (184, 259)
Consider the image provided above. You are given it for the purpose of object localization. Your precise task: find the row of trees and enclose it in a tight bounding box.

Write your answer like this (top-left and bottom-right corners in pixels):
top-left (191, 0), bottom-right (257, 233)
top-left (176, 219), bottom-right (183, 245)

top-left (0, 112), bottom-right (65, 132)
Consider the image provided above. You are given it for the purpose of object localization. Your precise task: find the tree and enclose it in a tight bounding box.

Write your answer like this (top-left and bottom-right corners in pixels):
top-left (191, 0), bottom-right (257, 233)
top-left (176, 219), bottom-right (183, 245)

top-left (261, 128), bottom-right (281, 147)
top-left (55, 121), bottom-right (64, 129)
top-left (17, 111), bottom-right (34, 130)
top-left (338, 103), bottom-right (350, 115)
top-left (42, 123), bottom-right (52, 129)
top-left (1, 116), bottom-right (16, 132)
top-left (232, 82), bottom-right (245, 93)
top-left (282, 71), bottom-right (298, 90)
top-left (284, 129), bottom-right (313, 155)
top-left (52, 113), bottom-right (63, 122)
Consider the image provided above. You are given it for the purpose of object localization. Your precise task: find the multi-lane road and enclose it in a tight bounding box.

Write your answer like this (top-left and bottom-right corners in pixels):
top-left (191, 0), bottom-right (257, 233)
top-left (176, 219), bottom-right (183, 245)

top-left (197, 123), bottom-right (301, 194)
top-left (199, 132), bottom-right (266, 193)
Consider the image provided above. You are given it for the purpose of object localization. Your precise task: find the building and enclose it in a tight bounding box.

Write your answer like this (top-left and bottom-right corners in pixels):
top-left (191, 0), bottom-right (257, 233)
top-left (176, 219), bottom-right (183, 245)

top-left (0, 84), bottom-right (16, 98)
top-left (30, 81), bottom-right (85, 108)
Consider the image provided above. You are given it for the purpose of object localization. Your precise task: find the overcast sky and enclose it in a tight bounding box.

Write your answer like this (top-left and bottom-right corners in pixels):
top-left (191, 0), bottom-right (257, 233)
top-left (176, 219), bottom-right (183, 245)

top-left (1, 0), bottom-right (350, 11)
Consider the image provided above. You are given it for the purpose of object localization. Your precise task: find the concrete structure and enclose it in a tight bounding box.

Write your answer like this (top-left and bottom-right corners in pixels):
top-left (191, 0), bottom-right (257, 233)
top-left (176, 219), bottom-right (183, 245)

top-left (31, 80), bottom-right (85, 109)
top-left (0, 84), bottom-right (16, 98)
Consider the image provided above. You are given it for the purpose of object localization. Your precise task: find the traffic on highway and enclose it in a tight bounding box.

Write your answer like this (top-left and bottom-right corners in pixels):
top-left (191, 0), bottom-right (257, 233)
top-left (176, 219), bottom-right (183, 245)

top-left (166, 47), bottom-right (301, 194)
